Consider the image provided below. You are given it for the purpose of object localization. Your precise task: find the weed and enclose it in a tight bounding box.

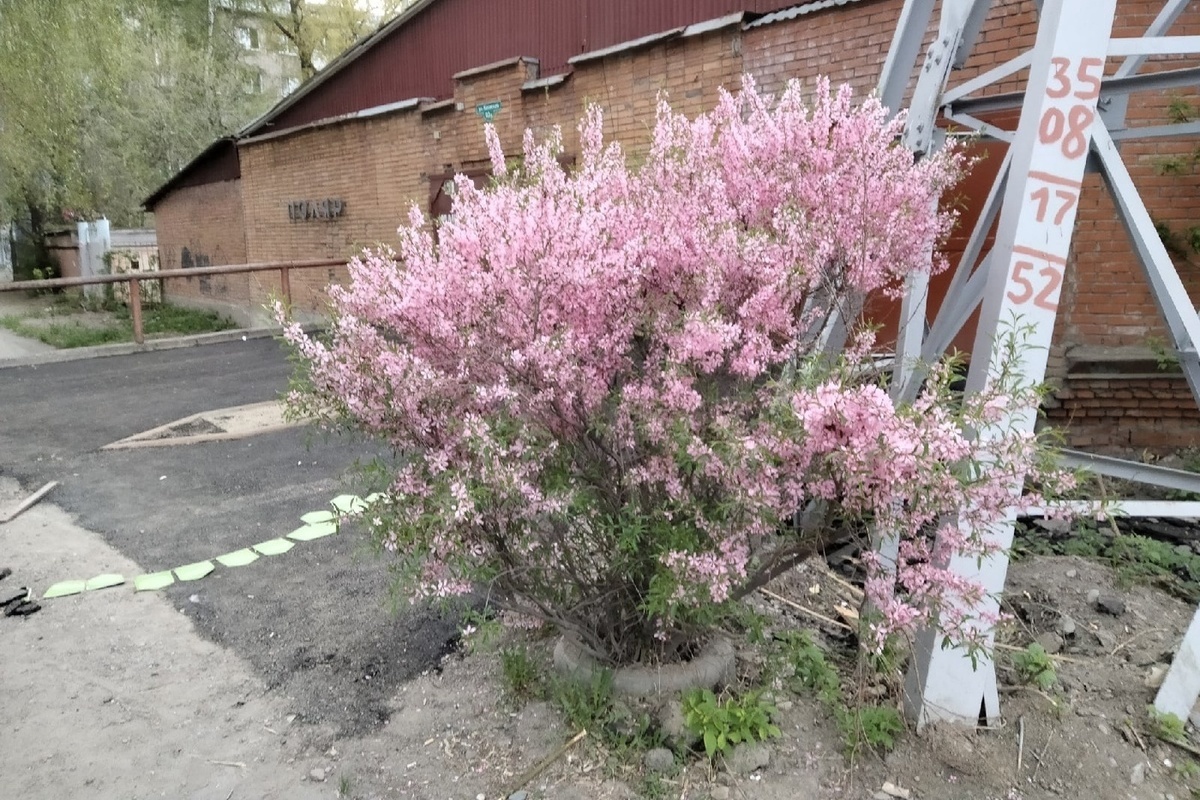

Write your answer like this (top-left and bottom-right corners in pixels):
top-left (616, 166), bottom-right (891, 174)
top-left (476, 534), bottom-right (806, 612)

top-left (1149, 706), bottom-right (1188, 743)
top-left (639, 772), bottom-right (672, 799)
top-left (681, 688), bottom-right (781, 760)
top-left (837, 704), bottom-right (905, 755)
top-left (460, 611), bottom-right (505, 655)
top-left (0, 303), bottom-right (234, 348)
top-left (1015, 521), bottom-right (1200, 603)
top-left (779, 631), bottom-right (841, 704)
top-left (1012, 643), bottom-right (1057, 691)
top-left (499, 646), bottom-right (544, 702)
top-left (549, 669), bottom-right (615, 735)
top-left (338, 774), bottom-right (352, 797)
top-left (774, 630), bottom-right (905, 757)
top-left (1174, 758), bottom-right (1200, 781)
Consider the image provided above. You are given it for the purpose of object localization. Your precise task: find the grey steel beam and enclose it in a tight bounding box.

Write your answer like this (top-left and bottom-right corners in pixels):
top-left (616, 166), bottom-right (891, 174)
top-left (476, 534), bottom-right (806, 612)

top-left (953, 65), bottom-right (1200, 117)
top-left (878, 0), bottom-right (938, 116)
top-left (1060, 450), bottom-right (1200, 495)
top-left (1092, 122), bottom-right (1200, 404)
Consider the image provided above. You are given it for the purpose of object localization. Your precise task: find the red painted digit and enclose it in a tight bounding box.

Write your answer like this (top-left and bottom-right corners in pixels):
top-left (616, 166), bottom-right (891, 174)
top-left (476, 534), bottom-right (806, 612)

top-left (1007, 260), bottom-right (1035, 305)
top-left (1033, 265), bottom-right (1063, 311)
top-left (1047, 56), bottom-right (1072, 98)
top-left (1053, 189), bottom-right (1077, 225)
top-left (1031, 187), bottom-right (1050, 222)
top-left (1074, 57), bottom-right (1103, 100)
top-left (1039, 108), bottom-right (1065, 146)
top-left (1061, 105), bottom-right (1094, 158)
top-left (1038, 106), bottom-right (1093, 159)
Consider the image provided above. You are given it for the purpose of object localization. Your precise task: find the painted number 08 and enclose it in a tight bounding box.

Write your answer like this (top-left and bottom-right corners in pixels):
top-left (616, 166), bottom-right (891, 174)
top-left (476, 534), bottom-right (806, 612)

top-left (1038, 56), bottom-right (1102, 159)
top-left (1007, 260), bottom-right (1062, 312)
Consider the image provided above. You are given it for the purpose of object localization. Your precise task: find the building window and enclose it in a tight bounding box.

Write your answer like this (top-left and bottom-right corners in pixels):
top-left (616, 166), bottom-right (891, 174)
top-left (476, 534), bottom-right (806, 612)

top-left (235, 25), bottom-right (260, 51)
top-left (244, 70), bottom-right (263, 95)
top-left (283, 76), bottom-right (300, 95)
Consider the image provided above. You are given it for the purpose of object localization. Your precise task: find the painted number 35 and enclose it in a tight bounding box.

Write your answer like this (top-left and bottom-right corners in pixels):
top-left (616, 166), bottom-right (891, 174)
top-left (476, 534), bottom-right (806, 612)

top-left (1038, 56), bottom-right (1103, 159)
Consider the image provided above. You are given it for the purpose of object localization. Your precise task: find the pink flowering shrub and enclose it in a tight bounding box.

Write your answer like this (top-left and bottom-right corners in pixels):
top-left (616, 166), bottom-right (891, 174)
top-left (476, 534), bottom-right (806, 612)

top-left (283, 77), bottom-right (1066, 665)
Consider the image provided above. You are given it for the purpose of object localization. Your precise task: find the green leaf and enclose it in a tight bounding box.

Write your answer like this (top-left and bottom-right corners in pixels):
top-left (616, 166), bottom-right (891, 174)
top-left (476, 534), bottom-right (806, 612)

top-left (287, 521), bottom-right (338, 541)
top-left (330, 494), bottom-right (367, 514)
top-left (84, 573), bottom-right (124, 591)
top-left (133, 571), bottom-right (174, 591)
top-left (215, 548), bottom-right (259, 567)
top-left (252, 538), bottom-right (295, 556)
top-left (174, 561), bottom-right (215, 581)
top-left (704, 730), bottom-right (717, 758)
top-left (43, 579), bottom-right (86, 599)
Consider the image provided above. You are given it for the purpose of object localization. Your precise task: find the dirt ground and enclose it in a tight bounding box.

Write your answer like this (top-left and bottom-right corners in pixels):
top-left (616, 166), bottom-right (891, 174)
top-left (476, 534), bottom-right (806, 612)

top-left (5, 471), bottom-right (1200, 800)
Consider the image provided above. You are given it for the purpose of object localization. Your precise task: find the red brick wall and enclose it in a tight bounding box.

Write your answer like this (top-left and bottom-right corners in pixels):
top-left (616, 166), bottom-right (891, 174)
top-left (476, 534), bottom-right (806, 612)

top-left (152, 179), bottom-right (253, 321)
top-left (154, 0), bottom-right (1200, 451)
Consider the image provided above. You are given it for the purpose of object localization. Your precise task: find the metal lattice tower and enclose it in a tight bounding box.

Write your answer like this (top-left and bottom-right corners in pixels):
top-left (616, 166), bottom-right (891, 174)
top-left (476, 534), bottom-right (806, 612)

top-left (875, 0), bottom-right (1200, 727)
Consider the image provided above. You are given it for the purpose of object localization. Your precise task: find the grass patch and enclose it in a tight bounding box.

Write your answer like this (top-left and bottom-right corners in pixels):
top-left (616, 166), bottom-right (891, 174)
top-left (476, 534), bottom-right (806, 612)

top-left (774, 630), bottom-right (904, 757)
top-left (0, 303), bottom-right (234, 349)
top-left (1015, 520), bottom-right (1200, 602)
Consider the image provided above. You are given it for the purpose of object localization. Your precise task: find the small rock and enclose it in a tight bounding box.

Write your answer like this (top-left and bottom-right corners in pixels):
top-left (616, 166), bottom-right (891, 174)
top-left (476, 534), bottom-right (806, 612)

top-left (188, 594), bottom-right (200, 604)
top-left (1145, 665), bottom-right (1168, 689)
top-left (724, 742), bottom-right (771, 774)
top-left (881, 781), bottom-right (912, 799)
top-left (309, 767), bottom-right (326, 782)
top-left (1036, 518), bottom-right (1072, 534)
top-left (507, 792), bottom-right (528, 800)
top-left (1087, 589), bottom-right (1101, 604)
top-left (656, 701), bottom-right (699, 750)
top-left (709, 788), bottom-right (731, 800)
top-left (1056, 616), bottom-right (1076, 636)
top-left (643, 747), bottom-right (675, 773)
top-left (1189, 709), bottom-right (1200, 730)
top-left (1131, 649), bottom-right (1159, 667)
top-left (1066, 569), bottom-right (1078, 578)
top-left (1097, 722), bottom-right (1111, 736)
top-left (1130, 761), bottom-right (1145, 785)
top-left (776, 700), bottom-right (794, 711)
top-left (1098, 596), bottom-right (1126, 616)
top-left (1035, 631), bottom-right (1062, 655)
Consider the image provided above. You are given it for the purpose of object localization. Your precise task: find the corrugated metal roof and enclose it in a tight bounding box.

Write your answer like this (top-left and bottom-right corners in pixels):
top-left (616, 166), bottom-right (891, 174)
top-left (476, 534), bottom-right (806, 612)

top-left (744, 0), bottom-right (868, 29)
top-left (148, 0), bottom-right (867, 206)
top-left (568, 27), bottom-right (687, 66)
top-left (234, 0), bottom-right (442, 139)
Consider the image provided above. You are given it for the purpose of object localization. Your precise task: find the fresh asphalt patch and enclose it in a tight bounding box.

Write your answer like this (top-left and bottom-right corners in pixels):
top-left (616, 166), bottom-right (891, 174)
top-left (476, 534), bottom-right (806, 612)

top-left (0, 338), bottom-right (462, 736)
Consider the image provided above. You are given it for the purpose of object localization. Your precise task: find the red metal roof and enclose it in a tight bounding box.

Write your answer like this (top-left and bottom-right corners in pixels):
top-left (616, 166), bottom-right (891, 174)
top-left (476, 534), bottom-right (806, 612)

top-left (147, 0), bottom-right (872, 208)
top-left (248, 0), bottom-right (807, 135)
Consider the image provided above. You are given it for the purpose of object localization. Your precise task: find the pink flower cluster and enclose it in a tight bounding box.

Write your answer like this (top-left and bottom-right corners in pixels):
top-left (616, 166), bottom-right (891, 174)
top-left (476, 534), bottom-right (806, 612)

top-left (282, 77), bottom-right (1062, 662)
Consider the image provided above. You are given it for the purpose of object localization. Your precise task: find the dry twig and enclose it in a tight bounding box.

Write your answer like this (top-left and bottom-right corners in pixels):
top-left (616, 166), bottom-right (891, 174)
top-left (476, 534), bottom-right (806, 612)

top-left (1017, 716), bottom-right (1025, 772)
top-left (760, 588), bottom-right (853, 631)
top-left (506, 729), bottom-right (588, 796)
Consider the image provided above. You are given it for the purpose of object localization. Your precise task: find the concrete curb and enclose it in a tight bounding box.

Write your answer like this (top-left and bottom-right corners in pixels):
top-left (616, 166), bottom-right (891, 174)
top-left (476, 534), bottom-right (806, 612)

top-left (553, 635), bottom-right (736, 696)
top-left (0, 323), bottom-right (323, 370)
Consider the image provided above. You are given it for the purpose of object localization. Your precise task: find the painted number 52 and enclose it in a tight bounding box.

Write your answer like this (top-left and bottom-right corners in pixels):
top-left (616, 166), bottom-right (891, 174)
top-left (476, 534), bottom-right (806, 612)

top-left (1007, 259), bottom-right (1063, 312)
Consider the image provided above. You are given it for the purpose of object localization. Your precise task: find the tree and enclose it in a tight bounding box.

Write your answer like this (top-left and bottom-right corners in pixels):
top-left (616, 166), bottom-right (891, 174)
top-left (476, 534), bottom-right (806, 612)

top-left (282, 78), bottom-right (1074, 666)
top-left (0, 0), bottom-right (269, 273)
top-left (245, 0), bottom-right (418, 79)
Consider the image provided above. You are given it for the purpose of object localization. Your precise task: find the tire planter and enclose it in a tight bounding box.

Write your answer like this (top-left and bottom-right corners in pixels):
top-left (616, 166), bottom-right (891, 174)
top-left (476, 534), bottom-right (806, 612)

top-left (552, 635), bottom-right (736, 697)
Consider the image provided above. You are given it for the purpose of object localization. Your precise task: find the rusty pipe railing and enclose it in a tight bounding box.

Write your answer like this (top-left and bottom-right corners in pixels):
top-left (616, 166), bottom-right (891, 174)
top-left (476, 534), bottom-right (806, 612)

top-left (0, 259), bottom-right (345, 344)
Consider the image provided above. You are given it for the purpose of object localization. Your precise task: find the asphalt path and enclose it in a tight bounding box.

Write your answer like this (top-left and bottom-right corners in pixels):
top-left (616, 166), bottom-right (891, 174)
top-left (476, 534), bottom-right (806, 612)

top-left (0, 338), bottom-right (460, 736)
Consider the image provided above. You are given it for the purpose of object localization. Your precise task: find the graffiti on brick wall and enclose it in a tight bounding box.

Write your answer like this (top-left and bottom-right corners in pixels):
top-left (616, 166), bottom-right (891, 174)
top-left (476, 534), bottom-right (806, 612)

top-left (288, 198), bottom-right (346, 222)
top-left (180, 247), bottom-right (215, 294)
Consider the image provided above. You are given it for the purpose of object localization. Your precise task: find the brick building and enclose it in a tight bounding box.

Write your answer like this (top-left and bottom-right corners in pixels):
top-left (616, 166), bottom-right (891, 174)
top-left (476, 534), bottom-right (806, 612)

top-left (145, 0), bottom-right (1200, 452)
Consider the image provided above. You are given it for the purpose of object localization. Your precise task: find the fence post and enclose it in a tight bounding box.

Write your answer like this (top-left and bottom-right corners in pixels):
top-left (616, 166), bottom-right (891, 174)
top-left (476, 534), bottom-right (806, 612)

top-left (279, 266), bottom-right (292, 307)
top-left (129, 278), bottom-right (144, 345)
